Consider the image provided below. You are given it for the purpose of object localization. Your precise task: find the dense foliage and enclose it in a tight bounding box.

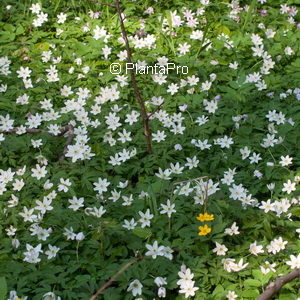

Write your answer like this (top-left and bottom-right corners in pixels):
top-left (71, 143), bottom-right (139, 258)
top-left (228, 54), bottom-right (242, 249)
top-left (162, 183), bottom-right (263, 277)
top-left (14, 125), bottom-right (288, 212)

top-left (0, 0), bottom-right (300, 299)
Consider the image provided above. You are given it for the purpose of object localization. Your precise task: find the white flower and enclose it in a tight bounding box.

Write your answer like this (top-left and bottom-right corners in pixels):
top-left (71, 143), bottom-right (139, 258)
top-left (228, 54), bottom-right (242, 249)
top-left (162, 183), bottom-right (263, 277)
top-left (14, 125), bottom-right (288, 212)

top-left (23, 244), bottom-right (43, 264)
top-left (45, 245), bottom-right (60, 259)
top-left (259, 199), bottom-right (274, 213)
top-left (176, 182), bottom-right (193, 196)
top-left (204, 99), bottom-right (218, 114)
top-left (29, 3), bottom-right (41, 14)
top-left (152, 130), bottom-right (167, 142)
top-left (226, 290), bottom-right (238, 300)
top-left (249, 152), bottom-right (262, 164)
top-left (68, 196), bottom-right (84, 211)
top-left (5, 225), bottom-right (17, 236)
top-left (122, 194), bottom-right (134, 206)
top-left (177, 265), bottom-right (199, 298)
top-left (31, 164), bottom-right (47, 180)
top-left (231, 258), bottom-right (249, 272)
top-left (201, 80), bottom-right (212, 92)
top-left (185, 156), bottom-right (199, 169)
top-left (154, 277), bottom-right (167, 287)
top-left (170, 162), bottom-right (184, 174)
top-left (127, 279), bottom-right (143, 296)
top-left (145, 241), bottom-right (165, 259)
top-left (13, 179), bottom-right (25, 191)
top-left (158, 286), bottom-right (166, 298)
top-left (12, 238), bottom-right (20, 248)
top-left (177, 267), bottom-right (194, 285)
top-left (167, 83), bottom-right (179, 95)
top-left (160, 200), bottom-right (176, 218)
top-left (122, 218), bottom-right (137, 230)
top-left (35, 198), bottom-right (53, 214)
top-left (58, 178), bottom-right (72, 192)
top-left (222, 258), bottom-right (236, 272)
top-left (284, 46), bottom-right (294, 55)
top-left (286, 254), bottom-right (300, 269)
top-left (260, 261), bottom-right (276, 274)
top-left (93, 177), bottom-right (110, 194)
top-left (195, 115), bottom-right (209, 126)
top-left (178, 280), bottom-right (199, 298)
top-left (19, 207), bottom-right (37, 223)
top-left (213, 242), bottom-right (228, 256)
top-left (155, 168), bottom-right (172, 180)
top-left (178, 43), bottom-right (191, 55)
top-left (76, 232), bottom-right (85, 241)
top-left (225, 222), bottom-right (240, 235)
top-left (17, 66), bottom-right (32, 79)
top-left (174, 144), bottom-right (183, 150)
top-left (138, 209), bottom-right (154, 228)
top-left (63, 227), bottom-right (76, 240)
top-left (229, 62), bottom-right (239, 69)
top-left (279, 155), bottom-right (293, 166)
top-left (102, 45), bottom-right (112, 59)
top-left (57, 12), bottom-right (67, 24)
top-left (249, 241), bottom-right (264, 256)
top-left (229, 184), bottom-right (247, 201)
top-left (267, 237), bottom-right (288, 254)
top-left (43, 292), bottom-right (61, 300)
top-left (214, 135), bottom-right (233, 148)
top-left (161, 246), bottom-right (174, 260)
top-left (282, 179), bottom-right (296, 194)
top-left (85, 206), bottom-right (106, 218)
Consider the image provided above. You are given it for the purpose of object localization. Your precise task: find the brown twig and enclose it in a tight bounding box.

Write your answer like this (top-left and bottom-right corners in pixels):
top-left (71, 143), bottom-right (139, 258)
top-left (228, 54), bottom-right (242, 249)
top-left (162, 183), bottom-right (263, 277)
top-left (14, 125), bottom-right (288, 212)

top-left (4, 128), bottom-right (46, 135)
top-left (257, 268), bottom-right (300, 300)
top-left (2, 125), bottom-right (75, 161)
top-left (90, 254), bottom-right (143, 300)
top-left (147, 103), bottom-right (164, 120)
top-left (114, 0), bottom-right (153, 154)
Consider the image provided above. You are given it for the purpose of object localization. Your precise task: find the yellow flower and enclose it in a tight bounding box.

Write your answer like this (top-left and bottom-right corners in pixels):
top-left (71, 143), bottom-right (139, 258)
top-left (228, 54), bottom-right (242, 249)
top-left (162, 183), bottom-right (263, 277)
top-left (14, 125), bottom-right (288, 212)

top-left (196, 213), bottom-right (214, 222)
top-left (198, 224), bottom-right (211, 236)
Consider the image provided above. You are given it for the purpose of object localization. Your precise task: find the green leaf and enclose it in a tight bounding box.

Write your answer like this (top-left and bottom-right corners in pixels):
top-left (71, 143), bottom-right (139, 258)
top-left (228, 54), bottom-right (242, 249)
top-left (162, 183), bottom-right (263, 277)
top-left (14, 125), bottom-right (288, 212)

top-left (252, 270), bottom-right (263, 280)
top-left (278, 293), bottom-right (299, 300)
top-left (215, 24), bottom-right (230, 36)
top-left (132, 227), bottom-right (152, 239)
top-left (212, 284), bottom-right (225, 296)
top-left (34, 42), bottom-right (50, 51)
top-left (263, 218), bottom-right (273, 240)
top-left (166, 10), bottom-right (173, 29)
top-left (15, 25), bottom-right (25, 35)
top-left (0, 277), bottom-right (7, 300)
top-left (244, 279), bottom-right (261, 287)
top-left (240, 289), bottom-right (259, 298)
top-left (290, 207), bottom-right (300, 217)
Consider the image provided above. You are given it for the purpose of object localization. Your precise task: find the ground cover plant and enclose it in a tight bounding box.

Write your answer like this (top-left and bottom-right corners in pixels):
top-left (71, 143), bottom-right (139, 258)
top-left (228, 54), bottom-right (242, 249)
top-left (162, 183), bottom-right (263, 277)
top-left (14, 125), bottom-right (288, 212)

top-left (0, 0), bottom-right (300, 299)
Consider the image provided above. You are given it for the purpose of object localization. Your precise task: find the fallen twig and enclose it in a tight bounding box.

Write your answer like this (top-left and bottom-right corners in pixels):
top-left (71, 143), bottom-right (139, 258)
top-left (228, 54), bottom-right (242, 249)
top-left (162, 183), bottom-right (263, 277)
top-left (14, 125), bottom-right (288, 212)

top-left (90, 254), bottom-right (143, 300)
top-left (257, 268), bottom-right (300, 300)
top-left (2, 124), bottom-right (75, 161)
